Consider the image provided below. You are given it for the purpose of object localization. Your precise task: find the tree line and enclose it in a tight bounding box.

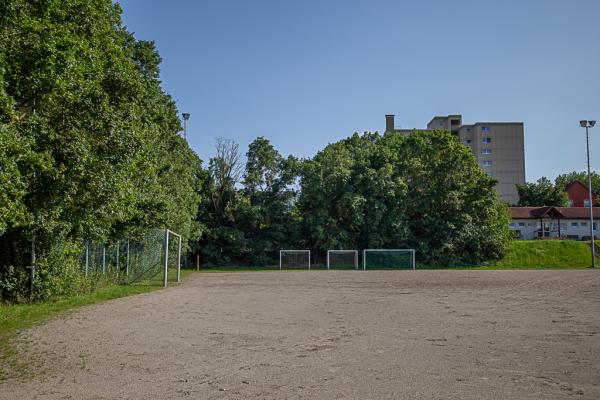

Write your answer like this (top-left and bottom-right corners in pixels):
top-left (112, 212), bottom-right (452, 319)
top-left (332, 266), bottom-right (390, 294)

top-left (0, 0), bottom-right (512, 301)
top-left (195, 132), bottom-right (511, 268)
top-left (0, 0), bottom-right (201, 301)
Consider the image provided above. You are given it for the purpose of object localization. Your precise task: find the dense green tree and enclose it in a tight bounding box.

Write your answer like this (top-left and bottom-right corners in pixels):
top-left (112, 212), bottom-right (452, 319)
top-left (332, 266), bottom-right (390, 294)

top-left (195, 137), bottom-right (300, 266)
top-left (0, 0), bottom-right (202, 301)
top-left (239, 137), bottom-right (300, 264)
top-left (516, 177), bottom-right (569, 207)
top-left (299, 130), bottom-right (511, 265)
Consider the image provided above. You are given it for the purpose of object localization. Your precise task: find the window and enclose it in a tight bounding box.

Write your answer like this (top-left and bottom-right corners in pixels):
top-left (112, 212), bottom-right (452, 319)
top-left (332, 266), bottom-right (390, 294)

top-left (584, 199), bottom-right (591, 207)
top-left (581, 222), bottom-right (588, 227)
top-left (466, 128), bottom-right (471, 132)
top-left (481, 126), bottom-right (490, 132)
top-left (439, 121), bottom-right (444, 127)
top-left (481, 149), bottom-right (492, 155)
top-left (567, 199), bottom-right (574, 207)
top-left (451, 119), bottom-right (460, 126)
top-left (509, 223), bottom-right (516, 227)
top-left (466, 139), bottom-right (471, 144)
top-left (594, 222), bottom-right (597, 230)
top-left (483, 160), bottom-right (492, 167)
top-left (571, 222), bottom-right (579, 227)
top-left (518, 222), bottom-right (525, 227)
top-left (528, 223), bottom-right (535, 227)
top-left (482, 137), bottom-right (492, 143)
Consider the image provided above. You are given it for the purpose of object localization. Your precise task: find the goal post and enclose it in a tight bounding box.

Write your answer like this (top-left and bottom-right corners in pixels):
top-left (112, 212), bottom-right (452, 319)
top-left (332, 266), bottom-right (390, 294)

top-left (363, 249), bottom-right (415, 270)
top-left (279, 250), bottom-right (311, 270)
top-left (327, 250), bottom-right (359, 270)
top-left (163, 229), bottom-right (182, 287)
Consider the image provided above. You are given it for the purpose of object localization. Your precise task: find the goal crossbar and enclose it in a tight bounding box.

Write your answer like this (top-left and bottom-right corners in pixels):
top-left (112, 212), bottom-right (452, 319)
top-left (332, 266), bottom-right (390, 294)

top-left (362, 249), bottom-right (415, 270)
top-left (327, 250), bottom-right (359, 270)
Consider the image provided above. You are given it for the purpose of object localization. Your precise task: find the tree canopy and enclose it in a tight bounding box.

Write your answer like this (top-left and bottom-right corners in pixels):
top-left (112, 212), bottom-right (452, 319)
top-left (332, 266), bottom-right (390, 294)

top-left (516, 177), bottom-right (570, 207)
top-left (0, 0), bottom-right (202, 300)
top-left (298, 131), bottom-right (511, 265)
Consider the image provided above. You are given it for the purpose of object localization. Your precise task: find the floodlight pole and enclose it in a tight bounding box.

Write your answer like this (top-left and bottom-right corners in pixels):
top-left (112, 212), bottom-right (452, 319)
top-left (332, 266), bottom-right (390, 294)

top-left (581, 120), bottom-right (597, 268)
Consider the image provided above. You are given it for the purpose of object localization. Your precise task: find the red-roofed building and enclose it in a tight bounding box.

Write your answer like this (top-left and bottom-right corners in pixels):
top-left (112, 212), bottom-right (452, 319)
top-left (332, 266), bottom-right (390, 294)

top-left (509, 206), bottom-right (599, 240)
top-left (565, 181), bottom-right (597, 207)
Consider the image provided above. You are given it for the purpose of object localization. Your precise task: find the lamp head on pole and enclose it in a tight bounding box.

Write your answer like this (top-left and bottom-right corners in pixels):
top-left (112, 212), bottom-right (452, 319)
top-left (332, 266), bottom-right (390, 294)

top-left (580, 120), bottom-right (596, 128)
top-left (182, 112), bottom-right (190, 121)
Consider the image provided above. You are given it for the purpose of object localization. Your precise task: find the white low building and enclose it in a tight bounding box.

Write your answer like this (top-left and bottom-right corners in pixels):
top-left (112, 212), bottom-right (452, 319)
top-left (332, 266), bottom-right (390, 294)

top-left (509, 207), bottom-right (600, 240)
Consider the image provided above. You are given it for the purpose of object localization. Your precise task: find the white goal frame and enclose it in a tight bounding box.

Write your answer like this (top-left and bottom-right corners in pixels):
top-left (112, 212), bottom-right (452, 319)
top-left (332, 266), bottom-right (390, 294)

top-left (327, 250), bottom-right (359, 270)
top-left (362, 249), bottom-right (415, 270)
top-left (279, 250), bottom-right (311, 270)
top-left (163, 229), bottom-right (182, 287)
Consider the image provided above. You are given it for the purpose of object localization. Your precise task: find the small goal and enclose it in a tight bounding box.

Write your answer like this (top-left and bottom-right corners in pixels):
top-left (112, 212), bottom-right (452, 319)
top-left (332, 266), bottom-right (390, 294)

top-left (327, 250), bottom-right (358, 270)
top-left (279, 250), bottom-right (311, 269)
top-left (363, 249), bottom-right (415, 270)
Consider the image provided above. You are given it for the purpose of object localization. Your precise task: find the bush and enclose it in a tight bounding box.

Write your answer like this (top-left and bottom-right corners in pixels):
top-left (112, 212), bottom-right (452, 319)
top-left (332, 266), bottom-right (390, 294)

top-left (0, 241), bottom-right (94, 303)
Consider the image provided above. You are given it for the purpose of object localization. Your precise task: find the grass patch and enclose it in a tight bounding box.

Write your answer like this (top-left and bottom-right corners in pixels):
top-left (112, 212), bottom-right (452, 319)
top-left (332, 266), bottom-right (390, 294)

top-left (476, 240), bottom-right (593, 269)
top-left (0, 269), bottom-right (193, 380)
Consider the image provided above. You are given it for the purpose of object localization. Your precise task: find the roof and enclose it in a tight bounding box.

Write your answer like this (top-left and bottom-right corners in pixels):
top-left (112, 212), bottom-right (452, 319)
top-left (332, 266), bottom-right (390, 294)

top-left (427, 115), bottom-right (462, 126)
top-left (510, 206), bottom-right (600, 219)
top-left (565, 180), bottom-right (597, 196)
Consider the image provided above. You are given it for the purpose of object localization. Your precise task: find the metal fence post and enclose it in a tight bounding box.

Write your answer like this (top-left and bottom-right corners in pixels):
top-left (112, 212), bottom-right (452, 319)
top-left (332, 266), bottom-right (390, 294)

top-left (116, 241), bottom-right (120, 280)
top-left (102, 246), bottom-right (106, 274)
top-left (125, 239), bottom-right (130, 283)
top-left (84, 241), bottom-right (89, 276)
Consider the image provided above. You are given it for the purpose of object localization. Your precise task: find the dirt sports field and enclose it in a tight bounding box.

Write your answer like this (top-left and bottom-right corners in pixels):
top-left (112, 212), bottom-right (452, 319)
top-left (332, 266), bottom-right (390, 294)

top-left (2, 270), bottom-right (600, 400)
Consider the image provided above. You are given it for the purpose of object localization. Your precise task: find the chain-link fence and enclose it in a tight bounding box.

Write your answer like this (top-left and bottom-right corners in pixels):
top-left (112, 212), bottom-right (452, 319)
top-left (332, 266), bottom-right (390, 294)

top-left (83, 229), bottom-right (182, 287)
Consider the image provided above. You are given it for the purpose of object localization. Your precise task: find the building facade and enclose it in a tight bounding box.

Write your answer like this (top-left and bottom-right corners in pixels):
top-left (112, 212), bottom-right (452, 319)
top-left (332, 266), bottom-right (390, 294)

top-left (565, 181), bottom-right (597, 207)
top-left (385, 114), bottom-right (526, 204)
top-left (509, 206), bottom-right (599, 240)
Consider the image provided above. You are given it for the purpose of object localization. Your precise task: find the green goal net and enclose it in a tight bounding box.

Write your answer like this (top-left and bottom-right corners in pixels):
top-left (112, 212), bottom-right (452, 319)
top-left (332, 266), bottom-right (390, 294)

top-left (362, 249), bottom-right (415, 270)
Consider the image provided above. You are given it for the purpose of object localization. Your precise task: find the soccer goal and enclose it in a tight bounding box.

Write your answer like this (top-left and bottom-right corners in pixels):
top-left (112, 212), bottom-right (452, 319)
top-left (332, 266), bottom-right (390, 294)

top-left (163, 229), bottom-right (182, 287)
top-left (280, 250), bottom-right (311, 269)
top-left (327, 250), bottom-right (358, 270)
top-left (362, 249), bottom-right (415, 270)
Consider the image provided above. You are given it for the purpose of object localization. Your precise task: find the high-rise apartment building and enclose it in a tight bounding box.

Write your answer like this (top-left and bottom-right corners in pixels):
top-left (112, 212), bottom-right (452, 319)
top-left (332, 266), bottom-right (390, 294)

top-left (384, 114), bottom-right (525, 204)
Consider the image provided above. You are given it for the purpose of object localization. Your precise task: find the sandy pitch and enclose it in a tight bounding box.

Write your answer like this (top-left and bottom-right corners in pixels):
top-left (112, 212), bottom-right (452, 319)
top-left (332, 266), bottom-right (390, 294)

top-left (2, 270), bottom-right (600, 400)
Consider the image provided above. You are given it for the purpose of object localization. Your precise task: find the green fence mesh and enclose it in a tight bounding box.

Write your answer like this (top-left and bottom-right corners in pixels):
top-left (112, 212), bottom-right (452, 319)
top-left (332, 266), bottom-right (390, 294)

top-left (82, 229), bottom-right (181, 286)
top-left (363, 250), bottom-right (414, 269)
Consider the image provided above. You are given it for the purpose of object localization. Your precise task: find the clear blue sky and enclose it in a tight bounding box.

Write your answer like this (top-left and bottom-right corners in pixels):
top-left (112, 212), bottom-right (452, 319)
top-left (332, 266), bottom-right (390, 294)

top-left (120, 0), bottom-right (600, 182)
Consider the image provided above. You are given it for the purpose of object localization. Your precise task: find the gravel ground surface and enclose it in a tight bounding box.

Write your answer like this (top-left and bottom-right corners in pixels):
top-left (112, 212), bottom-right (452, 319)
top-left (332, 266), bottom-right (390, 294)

top-left (2, 269), bottom-right (600, 400)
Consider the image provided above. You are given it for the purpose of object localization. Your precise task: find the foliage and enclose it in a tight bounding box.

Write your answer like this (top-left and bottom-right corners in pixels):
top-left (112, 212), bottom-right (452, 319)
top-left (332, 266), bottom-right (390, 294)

top-left (0, 0), bottom-right (202, 301)
top-left (516, 177), bottom-right (569, 207)
top-left (195, 137), bottom-right (300, 266)
top-left (298, 130), bottom-right (511, 265)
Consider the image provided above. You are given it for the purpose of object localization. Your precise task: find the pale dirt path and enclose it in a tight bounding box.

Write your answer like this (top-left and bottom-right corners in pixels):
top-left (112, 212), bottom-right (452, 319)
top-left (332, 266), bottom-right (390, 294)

top-left (1, 270), bottom-right (600, 400)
